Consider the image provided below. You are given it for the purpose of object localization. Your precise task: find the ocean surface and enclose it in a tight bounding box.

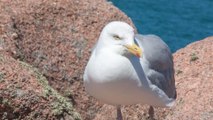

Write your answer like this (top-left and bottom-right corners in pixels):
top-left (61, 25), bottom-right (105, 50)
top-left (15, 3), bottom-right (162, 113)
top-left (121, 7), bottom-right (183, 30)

top-left (110, 0), bottom-right (213, 52)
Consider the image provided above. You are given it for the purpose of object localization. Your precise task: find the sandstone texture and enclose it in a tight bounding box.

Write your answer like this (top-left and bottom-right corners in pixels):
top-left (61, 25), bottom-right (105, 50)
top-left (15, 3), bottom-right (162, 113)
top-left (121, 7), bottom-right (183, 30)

top-left (169, 37), bottom-right (213, 120)
top-left (0, 52), bottom-right (80, 120)
top-left (0, 0), bottom-right (213, 120)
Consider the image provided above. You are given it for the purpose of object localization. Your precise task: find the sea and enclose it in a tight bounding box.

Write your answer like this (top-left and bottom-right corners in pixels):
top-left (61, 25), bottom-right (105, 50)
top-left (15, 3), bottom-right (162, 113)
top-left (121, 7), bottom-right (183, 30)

top-left (110, 0), bottom-right (213, 52)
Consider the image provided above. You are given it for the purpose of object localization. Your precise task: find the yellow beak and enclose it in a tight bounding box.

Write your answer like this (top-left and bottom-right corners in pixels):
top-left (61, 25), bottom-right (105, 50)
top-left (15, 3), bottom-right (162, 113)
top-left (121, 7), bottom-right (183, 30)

top-left (124, 44), bottom-right (142, 57)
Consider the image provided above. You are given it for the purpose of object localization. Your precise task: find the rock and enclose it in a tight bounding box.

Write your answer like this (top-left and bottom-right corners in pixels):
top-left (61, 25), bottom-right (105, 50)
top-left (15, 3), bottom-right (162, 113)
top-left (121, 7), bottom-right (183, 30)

top-left (0, 52), bottom-right (81, 120)
top-left (168, 36), bottom-right (213, 120)
top-left (1, 0), bottom-right (211, 119)
top-left (0, 0), bottom-right (134, 119)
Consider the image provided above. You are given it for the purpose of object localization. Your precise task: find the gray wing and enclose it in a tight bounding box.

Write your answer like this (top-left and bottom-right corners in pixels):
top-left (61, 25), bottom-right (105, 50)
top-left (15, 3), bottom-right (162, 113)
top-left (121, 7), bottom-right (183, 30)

top-left (135, 34), bottom-right (176, 99)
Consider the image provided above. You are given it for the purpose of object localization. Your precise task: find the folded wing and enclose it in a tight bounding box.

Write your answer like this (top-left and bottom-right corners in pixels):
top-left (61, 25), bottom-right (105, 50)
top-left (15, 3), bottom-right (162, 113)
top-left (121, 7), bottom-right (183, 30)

top-left (135, 34), bottom-right (176, 99)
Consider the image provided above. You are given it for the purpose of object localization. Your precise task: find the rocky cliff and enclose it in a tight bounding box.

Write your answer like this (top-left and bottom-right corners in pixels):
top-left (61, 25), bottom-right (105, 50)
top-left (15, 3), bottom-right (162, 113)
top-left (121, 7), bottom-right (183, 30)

top-left (0, 0), bottom-right (213, 120)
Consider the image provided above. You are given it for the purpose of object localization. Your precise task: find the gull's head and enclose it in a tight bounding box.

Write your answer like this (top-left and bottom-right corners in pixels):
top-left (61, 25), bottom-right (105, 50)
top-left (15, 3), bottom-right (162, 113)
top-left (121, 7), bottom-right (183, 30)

top-left (97, 21), bottom-right (142, 57)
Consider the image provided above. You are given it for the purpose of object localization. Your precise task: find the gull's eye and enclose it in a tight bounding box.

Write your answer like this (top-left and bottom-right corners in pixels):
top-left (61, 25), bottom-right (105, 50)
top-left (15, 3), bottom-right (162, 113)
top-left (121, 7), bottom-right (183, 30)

top-left (113, 35), bottom-right (122, 40)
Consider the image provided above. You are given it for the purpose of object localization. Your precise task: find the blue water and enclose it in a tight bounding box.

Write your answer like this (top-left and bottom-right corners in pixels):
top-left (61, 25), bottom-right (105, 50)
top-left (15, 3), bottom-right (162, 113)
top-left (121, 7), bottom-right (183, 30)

top-left (110, 0), bottom-right (213, 52)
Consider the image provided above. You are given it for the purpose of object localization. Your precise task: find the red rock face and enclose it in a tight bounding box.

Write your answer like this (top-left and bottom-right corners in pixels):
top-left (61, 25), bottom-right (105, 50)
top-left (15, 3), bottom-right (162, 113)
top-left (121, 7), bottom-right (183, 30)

top-left (0, 52), bottom-right (81, 120)
top-left (170, 37), bottom-right (213, 120)
top-left (1, 0), bottom-right (213, 119)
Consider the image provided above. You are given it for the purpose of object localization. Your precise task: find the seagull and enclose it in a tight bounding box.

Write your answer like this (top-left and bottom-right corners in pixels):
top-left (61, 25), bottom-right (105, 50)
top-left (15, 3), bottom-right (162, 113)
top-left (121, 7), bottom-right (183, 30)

top-left (83, 21), bottom-right (176, 120)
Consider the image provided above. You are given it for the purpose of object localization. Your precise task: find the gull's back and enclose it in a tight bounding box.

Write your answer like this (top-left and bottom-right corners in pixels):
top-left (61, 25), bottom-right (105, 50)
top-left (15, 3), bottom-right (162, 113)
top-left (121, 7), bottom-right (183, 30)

top-left (135, 34), bottom-right (177, 99)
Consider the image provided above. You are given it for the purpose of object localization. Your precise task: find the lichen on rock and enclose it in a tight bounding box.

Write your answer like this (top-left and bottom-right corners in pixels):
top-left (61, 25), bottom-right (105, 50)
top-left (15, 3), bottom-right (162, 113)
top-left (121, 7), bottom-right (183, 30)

top-left (0, 52), bottom-right (81, 120)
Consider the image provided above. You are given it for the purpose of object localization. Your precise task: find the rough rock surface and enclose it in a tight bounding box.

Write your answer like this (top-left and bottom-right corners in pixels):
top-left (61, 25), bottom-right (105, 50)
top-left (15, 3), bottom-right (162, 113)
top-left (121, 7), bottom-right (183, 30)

top-left (1, 0), bottom-right (213, 119)
top-left (168, 37), bottom-right (213, 120)
top-left (0, 52), bottom-right (80, 120)
top-left (0, 0), bottom-right (133, 119)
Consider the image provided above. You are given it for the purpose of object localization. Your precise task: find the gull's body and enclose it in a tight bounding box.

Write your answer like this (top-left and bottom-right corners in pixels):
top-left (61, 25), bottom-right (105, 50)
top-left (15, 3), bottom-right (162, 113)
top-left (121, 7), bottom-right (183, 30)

top-left (84, 21), bottom-right (176, 119)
